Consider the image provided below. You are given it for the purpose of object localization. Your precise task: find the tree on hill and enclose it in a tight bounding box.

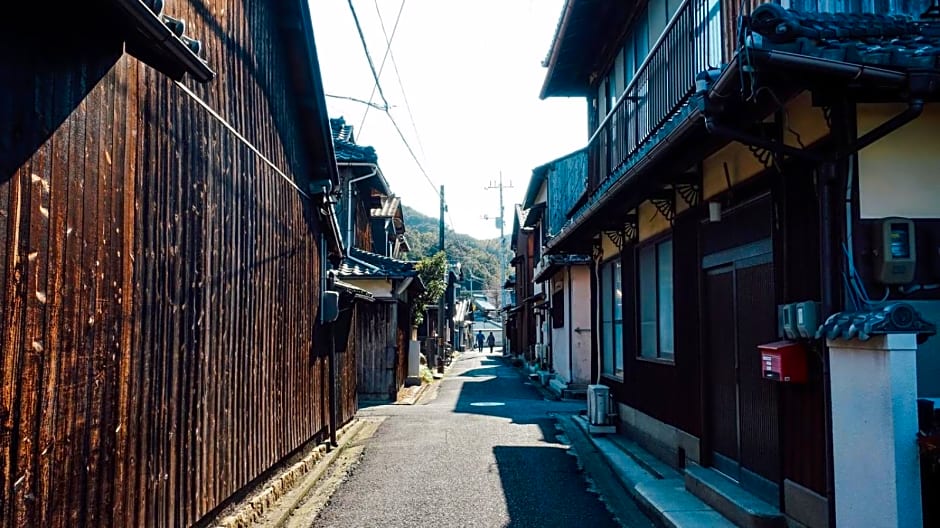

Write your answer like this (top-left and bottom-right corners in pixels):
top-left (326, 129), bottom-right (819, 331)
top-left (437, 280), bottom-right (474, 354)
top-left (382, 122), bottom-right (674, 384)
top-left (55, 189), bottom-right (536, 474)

top-left (401, 206), bottom-right (509, 297)
top-left (412, 251), bottom-right (448, 326)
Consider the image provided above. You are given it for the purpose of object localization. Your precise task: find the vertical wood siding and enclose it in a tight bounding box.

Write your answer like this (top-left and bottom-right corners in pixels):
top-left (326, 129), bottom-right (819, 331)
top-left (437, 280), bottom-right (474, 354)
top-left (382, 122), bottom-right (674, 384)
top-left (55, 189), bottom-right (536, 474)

top-left (356, 303), bottom-right (397, 400)
top-left (0, 2), bottom-right (347, 526)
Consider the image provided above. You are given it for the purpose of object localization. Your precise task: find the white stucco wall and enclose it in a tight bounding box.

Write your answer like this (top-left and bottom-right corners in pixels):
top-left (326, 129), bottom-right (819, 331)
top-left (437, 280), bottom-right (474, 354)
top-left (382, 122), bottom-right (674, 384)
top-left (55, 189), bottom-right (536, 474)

top-left (551, 272), bottom-right (571, 383)
top-left (549, 266), bottom-right (593, 385)
top-left (858, 103), bottom-right (940, 219)
top-left (569, 266), bottom-right (592, 384)
top-left (828, 334), bottom-right (923, 528)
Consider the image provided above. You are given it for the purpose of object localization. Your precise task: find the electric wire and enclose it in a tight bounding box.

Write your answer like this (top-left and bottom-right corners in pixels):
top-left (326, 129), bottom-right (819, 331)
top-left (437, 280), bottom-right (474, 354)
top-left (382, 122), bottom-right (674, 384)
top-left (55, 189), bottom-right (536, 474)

top-left (347, 0), bottom-right (390, 113)
top-left (356, 0), bottom-right (406, 134)
top-left (374, 0), bottom-right (428, 162)
top-left (385, 110), bottom-right (441, 198)
top-left (346, 0), bottom-right (440, 200)
top-left (346, 0), bottom-right (451, 245)
top-left (174, 81), bottom-right (310, 199)
top-left (325, 93), bottom-right (391, 111)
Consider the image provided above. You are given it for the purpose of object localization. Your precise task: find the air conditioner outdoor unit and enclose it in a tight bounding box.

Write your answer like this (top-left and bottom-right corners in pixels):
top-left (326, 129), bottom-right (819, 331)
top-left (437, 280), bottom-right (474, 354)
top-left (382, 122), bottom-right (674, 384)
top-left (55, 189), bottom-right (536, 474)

top-left (587, 384), bottom-right (610, 426)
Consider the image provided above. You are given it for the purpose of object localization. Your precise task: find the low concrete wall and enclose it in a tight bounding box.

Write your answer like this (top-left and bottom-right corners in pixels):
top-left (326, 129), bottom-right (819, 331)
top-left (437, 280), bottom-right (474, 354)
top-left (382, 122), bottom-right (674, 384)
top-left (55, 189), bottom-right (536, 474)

top-left (616, 403), bottom-right (700, 468)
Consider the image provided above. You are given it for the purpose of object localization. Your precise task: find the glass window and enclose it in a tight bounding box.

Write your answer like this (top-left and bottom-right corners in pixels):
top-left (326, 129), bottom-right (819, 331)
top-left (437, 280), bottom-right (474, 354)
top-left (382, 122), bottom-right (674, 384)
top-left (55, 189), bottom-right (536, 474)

top-left (639, 245), bottom-right (657, 359)
top-left (601, 259), bottom-right (624, 377)
top-left (635, 9), bottom-right (650, 68)
top-left (639, 238), bottom-right (674, 361)
top-left (624, 38), bottom-right (636, 87)
top-left (608, 73), bottom-right (617, 111)
top-left (601, 261), bottom-right (614, 375)
top-left (657, 240), bottom-right (674, 358)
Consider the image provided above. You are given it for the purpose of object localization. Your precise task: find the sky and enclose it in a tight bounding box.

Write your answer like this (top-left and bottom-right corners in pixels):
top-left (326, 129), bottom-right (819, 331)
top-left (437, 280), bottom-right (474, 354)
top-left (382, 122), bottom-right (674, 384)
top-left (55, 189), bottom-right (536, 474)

top-left (309, 0), bottom-right (587, 241)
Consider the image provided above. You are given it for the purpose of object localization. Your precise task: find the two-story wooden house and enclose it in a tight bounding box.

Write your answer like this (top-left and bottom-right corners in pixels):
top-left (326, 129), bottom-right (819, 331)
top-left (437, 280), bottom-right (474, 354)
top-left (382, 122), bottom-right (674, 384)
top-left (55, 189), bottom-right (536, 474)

top-left (507, 204), bottom-right (539, 361)
top-left (331, 117), bottom-right (424, 401)
top-left (534, 0), bottom-right (940, 526)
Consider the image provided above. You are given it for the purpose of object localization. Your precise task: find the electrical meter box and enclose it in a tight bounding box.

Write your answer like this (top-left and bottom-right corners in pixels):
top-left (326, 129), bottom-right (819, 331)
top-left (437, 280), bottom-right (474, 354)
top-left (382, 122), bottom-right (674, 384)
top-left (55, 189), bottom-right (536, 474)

top-left (794, 301), bottom-right (821, 339)
top-left (874, 217), bottom-right (916, 284)
top-left (760, 341), bottom-right (807, 383)
top-left (778, 304), bottom-right (799, 340)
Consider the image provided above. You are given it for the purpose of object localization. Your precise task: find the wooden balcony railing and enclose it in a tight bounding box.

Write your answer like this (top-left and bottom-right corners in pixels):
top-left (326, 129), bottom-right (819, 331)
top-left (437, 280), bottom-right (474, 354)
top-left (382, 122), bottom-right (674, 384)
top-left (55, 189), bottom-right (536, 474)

top-left (588, 0), bottom-right (723, 192)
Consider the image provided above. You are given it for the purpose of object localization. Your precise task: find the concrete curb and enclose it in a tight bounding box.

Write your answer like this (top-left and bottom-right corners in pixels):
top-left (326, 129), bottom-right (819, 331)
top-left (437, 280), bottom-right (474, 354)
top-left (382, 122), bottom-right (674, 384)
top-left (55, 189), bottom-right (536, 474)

top-left (560, 414), bottom-right (737, 528)
top-left (211, 418), bottom-right (366, 528)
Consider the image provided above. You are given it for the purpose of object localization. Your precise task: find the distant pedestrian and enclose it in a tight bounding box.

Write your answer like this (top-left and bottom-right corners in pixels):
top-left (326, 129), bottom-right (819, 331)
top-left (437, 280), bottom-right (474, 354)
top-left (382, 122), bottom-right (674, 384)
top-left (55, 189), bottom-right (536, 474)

top-left (487, 332), bottom-right (496, 354)
top-left (476, 330), bottom-right (485, 352)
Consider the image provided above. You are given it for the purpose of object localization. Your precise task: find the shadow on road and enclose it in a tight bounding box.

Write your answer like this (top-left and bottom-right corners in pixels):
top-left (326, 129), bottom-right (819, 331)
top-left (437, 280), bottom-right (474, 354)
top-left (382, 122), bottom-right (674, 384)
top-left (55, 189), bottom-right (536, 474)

top-left (447, 355), bottom-right (580, 445)
top-left (493, 445), bottom-right (619, 527)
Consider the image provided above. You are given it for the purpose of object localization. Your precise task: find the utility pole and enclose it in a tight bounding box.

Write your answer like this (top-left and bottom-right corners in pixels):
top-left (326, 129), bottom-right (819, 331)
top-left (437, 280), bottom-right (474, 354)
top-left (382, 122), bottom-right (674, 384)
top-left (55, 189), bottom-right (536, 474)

top-left (437, 185), bottom-right (446, 370)
top-left (485, 172), bottom-right (513, 310)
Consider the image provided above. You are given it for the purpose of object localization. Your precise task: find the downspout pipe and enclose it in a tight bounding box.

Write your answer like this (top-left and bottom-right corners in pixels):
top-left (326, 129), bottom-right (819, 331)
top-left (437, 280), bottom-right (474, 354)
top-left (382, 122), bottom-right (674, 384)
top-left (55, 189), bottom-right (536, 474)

top-left (321, 233), bottom-right (338, 447)
top-left (345, 166), bottom-right (380, 257)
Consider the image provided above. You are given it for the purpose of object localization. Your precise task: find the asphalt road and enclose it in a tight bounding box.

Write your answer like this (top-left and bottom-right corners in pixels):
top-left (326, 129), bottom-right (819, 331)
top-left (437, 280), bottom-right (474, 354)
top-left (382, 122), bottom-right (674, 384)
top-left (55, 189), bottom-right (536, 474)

top-left (311, 350), bottom-right (644, 528)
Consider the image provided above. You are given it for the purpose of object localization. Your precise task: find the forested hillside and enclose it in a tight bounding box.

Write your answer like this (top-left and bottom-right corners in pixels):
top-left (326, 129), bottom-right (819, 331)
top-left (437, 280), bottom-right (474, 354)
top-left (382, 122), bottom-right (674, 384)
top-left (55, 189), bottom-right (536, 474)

top-left (402, 206), bottom-right (509, 294)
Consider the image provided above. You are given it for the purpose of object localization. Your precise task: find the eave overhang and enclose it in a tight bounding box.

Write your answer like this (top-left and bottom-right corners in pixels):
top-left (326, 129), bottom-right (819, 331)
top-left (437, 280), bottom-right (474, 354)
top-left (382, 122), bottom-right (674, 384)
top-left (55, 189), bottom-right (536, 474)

top-left (540, 1), bottom-right (633, 99)
top-left (532, 254), bottom-right (592, 283)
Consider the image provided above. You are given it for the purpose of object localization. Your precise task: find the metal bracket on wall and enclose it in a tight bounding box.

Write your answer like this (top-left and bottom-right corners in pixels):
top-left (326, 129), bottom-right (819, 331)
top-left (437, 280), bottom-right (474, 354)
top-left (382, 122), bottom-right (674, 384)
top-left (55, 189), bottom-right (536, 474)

top-left (746, 122), bottom-right (780, 170)
top-left (668, 173), bottom-right (701, 209)
top-left (649, 189), bottom-right (676, 224)
top-left (748, 144), bottom-right (776, 169)
top-left (591, 238), bottom-right (604, 261)
top-left (603, 214), bottom-right (638, 251)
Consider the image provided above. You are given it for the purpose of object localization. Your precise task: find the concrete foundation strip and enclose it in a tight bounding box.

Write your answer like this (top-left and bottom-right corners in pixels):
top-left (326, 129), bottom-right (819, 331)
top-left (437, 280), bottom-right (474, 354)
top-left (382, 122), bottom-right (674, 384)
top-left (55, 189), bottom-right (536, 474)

top-left (212, 418), bottom-right (368, 528)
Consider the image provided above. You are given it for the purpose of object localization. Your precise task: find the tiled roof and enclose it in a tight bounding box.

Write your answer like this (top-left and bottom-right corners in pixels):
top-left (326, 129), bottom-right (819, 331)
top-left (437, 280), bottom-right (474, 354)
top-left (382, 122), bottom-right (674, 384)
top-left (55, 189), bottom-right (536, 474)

top-left (333, 278), bottom-right (373, 300)
top-left (473, 298), bottom-right (497, 312)
top-left (330, 117), bottom-right (355, 142)
top-left (749, 6), bottom-right (940, 70)
top-left (371, 195), bottom-right (401, 218)
top-left (330, 116), bottom-right (378, 164)
top-left (816, 303), bottom-right (935, 341)
top-left (337, 247), bottom-right (416, 279)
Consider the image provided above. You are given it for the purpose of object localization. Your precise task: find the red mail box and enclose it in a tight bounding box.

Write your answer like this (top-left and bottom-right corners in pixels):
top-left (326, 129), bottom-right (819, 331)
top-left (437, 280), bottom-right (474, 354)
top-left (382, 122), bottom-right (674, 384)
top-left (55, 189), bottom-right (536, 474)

top-left (759, 340), bottom-right (807, 383)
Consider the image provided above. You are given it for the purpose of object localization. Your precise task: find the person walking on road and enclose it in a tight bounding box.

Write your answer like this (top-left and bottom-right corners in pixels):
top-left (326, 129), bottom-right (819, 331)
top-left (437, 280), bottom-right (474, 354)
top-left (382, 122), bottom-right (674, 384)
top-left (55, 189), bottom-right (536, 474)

top-left (475, 330), bottom-right (485, 352)
top-left (486, 332), bottom-right (496, 354)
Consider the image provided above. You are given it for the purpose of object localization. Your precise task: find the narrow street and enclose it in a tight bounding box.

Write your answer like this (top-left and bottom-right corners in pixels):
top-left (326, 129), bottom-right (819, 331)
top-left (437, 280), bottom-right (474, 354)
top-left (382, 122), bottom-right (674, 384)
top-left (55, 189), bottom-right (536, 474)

top-left (307, 350), bottom-right (651, 528)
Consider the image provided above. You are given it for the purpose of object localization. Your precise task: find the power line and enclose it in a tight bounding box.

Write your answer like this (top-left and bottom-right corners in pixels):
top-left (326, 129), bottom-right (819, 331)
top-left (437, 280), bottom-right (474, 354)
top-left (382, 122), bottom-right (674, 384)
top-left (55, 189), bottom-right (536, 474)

top-left (358, 0), bottom-right (406, 135)
top-left (346, 0), bottom-right (440, 201)
top-left (385, 110), bottom-right (440, 199)
top-left (373, 0), bottom-right (428, 162)
top-left (325, 93), bottom-right (391, 110)
top-left (347, 0), bottom-right (389, 112)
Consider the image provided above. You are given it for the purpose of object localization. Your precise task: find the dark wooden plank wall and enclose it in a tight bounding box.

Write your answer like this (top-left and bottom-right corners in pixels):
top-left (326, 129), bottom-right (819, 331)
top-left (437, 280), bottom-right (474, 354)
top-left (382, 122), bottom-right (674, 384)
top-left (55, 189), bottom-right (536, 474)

top-left (356, 303), bottom-right (397, 399)
top-left (611, 212), bottom-right (702, 439)
top-left (0, 2), bottom-right (345, 526)
top-left (775, 164), bottom-right (827, 495)
top-left (338, 306), bottom-right (359, 427)
top-left (396, 301), bottom-right (410, 392)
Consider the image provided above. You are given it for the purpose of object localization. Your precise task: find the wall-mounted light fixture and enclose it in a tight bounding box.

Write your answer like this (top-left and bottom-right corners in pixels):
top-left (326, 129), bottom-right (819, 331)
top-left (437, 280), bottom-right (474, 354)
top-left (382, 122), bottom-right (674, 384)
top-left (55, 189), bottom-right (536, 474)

top-left (708, 201), bottom-right (722, 223)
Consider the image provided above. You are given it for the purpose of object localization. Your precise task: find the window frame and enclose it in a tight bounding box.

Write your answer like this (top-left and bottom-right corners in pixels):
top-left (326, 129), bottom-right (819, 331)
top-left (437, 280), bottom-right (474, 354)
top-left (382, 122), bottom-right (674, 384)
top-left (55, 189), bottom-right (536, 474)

top-left (637, 235), bottom-right (675, 364)
top-left (551, 288), bottom-right (565, 329)
top-left (600, 257), bottom-right (624, 379)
